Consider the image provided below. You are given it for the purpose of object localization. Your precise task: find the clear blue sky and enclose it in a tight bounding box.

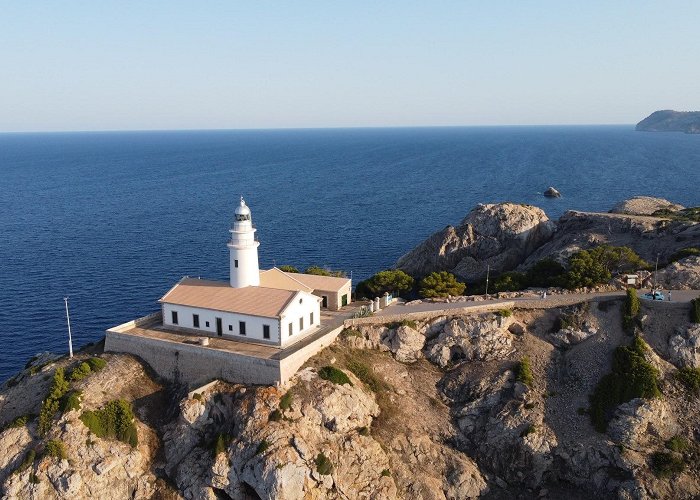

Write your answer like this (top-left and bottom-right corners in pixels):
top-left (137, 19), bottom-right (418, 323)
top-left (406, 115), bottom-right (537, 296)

top-left (1, 1), bottom-right (698, 132)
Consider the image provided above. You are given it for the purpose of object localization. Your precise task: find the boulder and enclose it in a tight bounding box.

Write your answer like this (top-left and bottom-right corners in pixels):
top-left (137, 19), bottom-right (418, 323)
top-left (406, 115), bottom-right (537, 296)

top-left (668, 324), bottom-right (700, 368)
top-left (544, 187), bottom-right (561, 198)
top-left (384, 325), bottom-right (425, 363)
top-left (396, 202), bottom-right (555, 281)
top-left (610, 196), bottom-right (684, 216)
top-left (607, 398), bottom-right (679, 450)
top-left (657, 256), bottom-right (700, 290)
top-left (549, 327), bottom-right (598, 348)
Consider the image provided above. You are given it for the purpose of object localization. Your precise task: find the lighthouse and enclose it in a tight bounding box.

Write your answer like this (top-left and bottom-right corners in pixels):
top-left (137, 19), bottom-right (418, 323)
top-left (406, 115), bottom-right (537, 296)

top-left (228, 197), bottom-right (260, 288)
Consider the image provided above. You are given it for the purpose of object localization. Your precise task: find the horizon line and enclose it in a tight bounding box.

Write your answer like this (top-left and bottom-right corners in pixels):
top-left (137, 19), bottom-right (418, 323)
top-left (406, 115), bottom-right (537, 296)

top-left (0, 123), bottom-right (635, 135)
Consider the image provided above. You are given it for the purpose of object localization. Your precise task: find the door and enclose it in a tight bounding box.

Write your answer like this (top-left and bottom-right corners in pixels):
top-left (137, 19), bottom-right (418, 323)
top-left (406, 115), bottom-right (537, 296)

top-left (216, 317), bottom-right (223, 336)
top-left (321, 296), bottom-right (328, 308)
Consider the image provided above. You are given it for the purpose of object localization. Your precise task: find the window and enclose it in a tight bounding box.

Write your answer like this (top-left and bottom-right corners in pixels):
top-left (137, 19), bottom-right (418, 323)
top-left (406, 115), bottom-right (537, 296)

top-left (310, 312), bottom-right (314, 325)
top-left (342, 294), bottom-right (348, 306)
top-left (299, 317), bottom-right (304, 331)
top-left (239, 321), bottom-right (246, 336)
top-left (299, 298), bottom-right (303, 304)
top-left (288, 322), bottom-right (293, 336)
top-left (228, 324), bottom-right (233, 331)
top-left (205, 321), bottom-right (210, 327)
top-left (263, 324), bottom-right (270, 339)
top-left (193, 314), bottom-right (199, 328)
top-left (234, 259), bottom-right (239, 268)
top-left (171, 311), bottom-right (178, 325)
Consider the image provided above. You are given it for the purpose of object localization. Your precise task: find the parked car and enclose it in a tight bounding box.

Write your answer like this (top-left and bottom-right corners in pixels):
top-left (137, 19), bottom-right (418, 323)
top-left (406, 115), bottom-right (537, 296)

top-left (642, 290), bottom-right (665, 301)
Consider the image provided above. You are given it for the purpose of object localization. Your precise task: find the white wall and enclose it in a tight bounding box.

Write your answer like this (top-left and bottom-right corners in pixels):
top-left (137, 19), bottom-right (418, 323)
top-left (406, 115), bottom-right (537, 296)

top-left (279, 291), bottom-right (322, 347)
top-left (162, 303), bottom-right (280, 345)
top-left (228, 243), bottom-right (260, 288)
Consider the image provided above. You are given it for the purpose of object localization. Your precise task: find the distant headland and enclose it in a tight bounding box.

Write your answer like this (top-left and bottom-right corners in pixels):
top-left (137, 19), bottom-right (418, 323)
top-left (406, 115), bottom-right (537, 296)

top-left (636, 110), bottom-right (700, 134)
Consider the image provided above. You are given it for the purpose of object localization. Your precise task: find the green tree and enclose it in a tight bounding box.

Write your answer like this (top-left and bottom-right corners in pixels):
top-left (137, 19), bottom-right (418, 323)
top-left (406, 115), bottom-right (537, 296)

top-left (526, 258), bottom-right (567, 288)
top-left (357, 270), bottom-right (414, 298)
top-left (278, 265), bottom-right (299, 273)
top-left (419, 271), bottom-right (466, 298)
top-left (623, 288), bottom-right (641, 332)
top-left (493, 271), bottom-right (527, 292)
top-left (566, 245), bottom-right (648, 289)
top-left (304, 266), bottom-right (347, 278)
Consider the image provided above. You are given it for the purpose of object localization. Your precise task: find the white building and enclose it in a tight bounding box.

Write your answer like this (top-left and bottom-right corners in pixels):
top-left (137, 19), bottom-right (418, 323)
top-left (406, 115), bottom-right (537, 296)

top-left (159, 197), bottom-right (351, 347)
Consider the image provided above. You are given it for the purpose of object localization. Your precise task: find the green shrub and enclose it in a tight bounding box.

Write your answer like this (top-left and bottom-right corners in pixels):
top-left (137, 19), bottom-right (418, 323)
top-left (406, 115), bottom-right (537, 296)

top-left (381, 469), bottom-right (391, 477)
top-left (520, 424), bottom-right (536, 437)
top-left (691, 298), bottom-right (700, 324)
top-left (304, 266), bottom-right (346, 278)
top-left (38, 368), bottom-right (70, 436)
top-left (668, 247), bottom-right (700, 263)
top-left (269, 409), bottom-right (283, 422)
top-left (192, 392), bottom-right (203, 401)
top-left (676, 367), bottom-right (700, 393)
top-left (496, 309), bottom-right (512, 317)
top-left (29, 473), bottom-right (40, 484)
top-left (15, 449), bottom-right (36, 474)
top-left (356, 270), bottom-right (414, 298)
top-left (385, 319), bottom-right (418, 330)
top-left (623, 288), bottom-right (641, 332)
top-left (315, 452), bottom-right (333, 475)
top-left (69, 362), bottom-right (92, 382)
top-left (255, 439), bottom-right (270, 455)
top-left (589, 336), bottom-right (661, 432)
top-left (346, 360), bottom-right (388, 393)
top-left (318, 366), bottom-right (352, 385)
top-left (86, 357), bottom-right (106, 372)
top-left (526, 258), bottom-right (567, 288)
top-left (515, 357), bottom-right (534, 387)
top-left (279, 391), bottom-right (293, 411)
top-left (61, 390), bottom-right (82, 412)
top-left (493, 271), bottom-right (527, 292)
top-left (4, 414), bottom-right (29, 430)
top-left (419, 271), bottom-right (466, 298)
top-left (566, 246), bottom-right (648, 289)
top-left (43, 440), bottom-right (67, 460)
top-left (653, 207), bottom-right (700, 223)
top-left (358, 426), bottom-right (370, 436)
top-left (278, 265), bottom-right (299, 273)
top-left (339, 328), bottom-right (363, 339)
top-left (651, 451), bottom-right (685, 478)
top-left (80, 399), bottom-right (138, 447)
top-left (213, 433), bottom-right (231, 456)
top-left (666, 436), bottom-right (690, 453)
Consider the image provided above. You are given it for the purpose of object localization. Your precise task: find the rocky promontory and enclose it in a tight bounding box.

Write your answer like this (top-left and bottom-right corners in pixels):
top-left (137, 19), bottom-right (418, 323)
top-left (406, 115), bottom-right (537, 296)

top-left (636, 110), bottom-right (700, 134)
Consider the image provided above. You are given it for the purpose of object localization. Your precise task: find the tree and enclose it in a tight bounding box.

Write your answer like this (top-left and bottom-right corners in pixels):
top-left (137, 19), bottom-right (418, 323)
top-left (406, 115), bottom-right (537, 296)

top-left (419, 271), bottom-right (466, 298)
top-left (305, 266), bottom-right (347, 278)
top-left (493, 271), bottom-right (527, 292)
top-left (526, 258), bottom-right (567, 288)
top-left (278, 265), bottom-right (299, 273)
top-left (356, 270), bottom-right (414, 298)
top-left (565, 245), bottom-right (648, 290)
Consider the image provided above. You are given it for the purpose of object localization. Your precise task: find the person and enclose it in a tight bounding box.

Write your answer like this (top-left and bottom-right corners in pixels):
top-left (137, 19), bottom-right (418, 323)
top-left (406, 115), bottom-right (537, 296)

top-left (543, 290), bottom-right (547, 300)
top-left (668, 290), bottom-right (672, 302)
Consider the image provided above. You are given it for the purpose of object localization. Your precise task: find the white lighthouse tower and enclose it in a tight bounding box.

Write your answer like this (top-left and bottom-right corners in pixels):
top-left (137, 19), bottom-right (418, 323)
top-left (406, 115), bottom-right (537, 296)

top-left (228, 197), bottom-right (260, 288)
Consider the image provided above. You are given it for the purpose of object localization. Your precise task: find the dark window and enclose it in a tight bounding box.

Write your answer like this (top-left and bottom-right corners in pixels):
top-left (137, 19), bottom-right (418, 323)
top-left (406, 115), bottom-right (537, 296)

top-left (228, 324), bottom-right (233, 331)
top-left (299, 317), bottom-right (304, 331)
top-left (234, 259), bottom-right (239, 268)
top-left (239, 321), bottom-right (246, 336)
top-left (310, 312), bottom-right (314, 325)
top-left (342, 294), bottom-right (348, 306)
top-left (299, 298), bottom-right (303, 304)
top-left (193, 314), bottom-right (199, 328)
top-left (288, 322), bottom-right (293, 336)
top-left (263, 324), bottom-right (270, 339)
top-left (205, 321), bottom-right (210, 327)
top-left (321, 296), bottom-right (328, 308)
top-left (171, 311), bottom-right (178, 325)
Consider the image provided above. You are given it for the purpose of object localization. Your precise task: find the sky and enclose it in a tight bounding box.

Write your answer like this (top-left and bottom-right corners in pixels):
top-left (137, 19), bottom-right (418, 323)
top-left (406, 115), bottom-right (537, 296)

top-left (1, 1), bottom-right (699, 132)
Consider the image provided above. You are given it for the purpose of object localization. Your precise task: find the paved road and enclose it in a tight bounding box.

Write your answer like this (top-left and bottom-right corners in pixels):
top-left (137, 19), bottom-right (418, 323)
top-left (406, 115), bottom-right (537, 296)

top-left (374, 289), bottom-right (700, 317)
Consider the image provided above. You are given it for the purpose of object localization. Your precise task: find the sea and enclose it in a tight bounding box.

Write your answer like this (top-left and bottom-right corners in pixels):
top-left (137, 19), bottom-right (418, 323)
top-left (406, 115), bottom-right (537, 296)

top-left (1, 125), bottom-right (699, 382)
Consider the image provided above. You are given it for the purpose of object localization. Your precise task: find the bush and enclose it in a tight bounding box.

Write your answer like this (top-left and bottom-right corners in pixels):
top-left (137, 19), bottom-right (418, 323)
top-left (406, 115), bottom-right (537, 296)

top-left (623, 288), bottom-right (641, 332)
top-left (29, 473), bottom-right (40, 484)
top-left (385, 319), bottom-right (417, 330)
top-left (269, 409), bottom-right (283, 422)
top-left (356, 270), bottom-right (414, 298)
top-left (651, 451), bottom-right (685, 477)
top-left (279, 391), bottom-right (293, 411)
top-left (304, 266), bottom-right (346, 278)
top-left (515, 357), bottom-right (534, 387)
top-left (80, 399), bottom-right (138, 447)
top-left (493, 271), bottom-right (527, 292)
top-left (315, 452), bottom-right (333, 475)
top-left (38, 368), bottom-right (70, 436)
top-left (566, 246), bottom-right (648, 290)
top-left (15, 449), bottom-right (36, 474)
top-left (4, 414), bottom-right (29, 431)
top-left (339, 328), bottom-right (363, 339)
top-left (691, 298), bottom-right (700, 324)
top-left (255, 439), bottom-right (270, 455)
top-left (346, 360), bottom-right (388, 393)
top-left (381, 469), bottom-right (391, 477)
top-left (668, 247), bottom-right (700, 264)
top-left (69, 362), bottom-right (92, 382)
top-left (666, 436), bottom-right (690, 453)
top-left (526, 258), bottom-right (567, 288)
top-left (278, 265), bottom-right (299, 273)
top-left (61, 390), bottom-right (82, 412)
top-left (520, 424), bottom-right (536, 437)
top-left (43, 440), bottom-right (67, 460)
top-left (676, 367), bottom-right (700, 393)
top-left (192, 392), bottom-right (203, 401)
top-left (419, 271), bottom-right (466, 298)
top-left (213, 433), bottom-right (231, 456)
top-left (318, 366), bottom-right (352, 385)
top-left (496, 309), bottom-right (512, 317)
top-left (86, 357), bottom-right (106, 372)
top-left (358, 426), bottom-right (370, 436)
top-left (589, 336), bottom-right (661, 432)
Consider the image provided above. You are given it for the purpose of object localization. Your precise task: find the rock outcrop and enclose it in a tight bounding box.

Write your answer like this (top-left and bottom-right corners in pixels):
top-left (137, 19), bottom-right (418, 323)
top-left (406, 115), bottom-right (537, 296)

top-left (636, 110), bottom-right (700, 134)
top-left (668, 324), bottom-right (700, 368)
top-left (610, 196), bottom-right (685, 216)
top-left (395, 202), bottom-right (555, 281)
top-left (657, 256), bottom-right (700, 290)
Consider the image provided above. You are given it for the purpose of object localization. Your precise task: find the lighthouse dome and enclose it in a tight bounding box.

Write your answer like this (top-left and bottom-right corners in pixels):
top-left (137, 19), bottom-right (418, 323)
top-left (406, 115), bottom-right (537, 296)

top-left (234, 197), bottom-right (251, 221)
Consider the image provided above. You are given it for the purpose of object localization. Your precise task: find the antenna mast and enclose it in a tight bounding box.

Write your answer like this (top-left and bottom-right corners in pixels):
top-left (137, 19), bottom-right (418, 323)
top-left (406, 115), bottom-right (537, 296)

top-left (64, 297), bottom-right (74, 358)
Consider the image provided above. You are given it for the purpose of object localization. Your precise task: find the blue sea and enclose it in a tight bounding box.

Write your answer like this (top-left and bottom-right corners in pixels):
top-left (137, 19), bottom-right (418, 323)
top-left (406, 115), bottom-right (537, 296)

top-left (1, 125), bottom-right (699, 382)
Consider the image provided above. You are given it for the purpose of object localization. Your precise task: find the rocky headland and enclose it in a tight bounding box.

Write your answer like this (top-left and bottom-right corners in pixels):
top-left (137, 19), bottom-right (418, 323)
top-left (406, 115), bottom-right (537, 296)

top-left (636, 110), bottom-right (700, 134)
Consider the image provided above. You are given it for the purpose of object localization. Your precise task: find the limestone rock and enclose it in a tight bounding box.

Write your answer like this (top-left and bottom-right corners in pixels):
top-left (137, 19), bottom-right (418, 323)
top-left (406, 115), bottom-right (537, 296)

top-left (384, 325), bottom-right (425, 363)
top-left (544, 187), bottom-right (561, 198)
top-left (668, 324), bottom-right (700, 368)
top-left (607, 398), bottom-right (679, 450)
top-left (425, 315), bottom-right (515, 368)
top-left (657, 256), bottom-right (700, 290)
top-left (549, 327), bottom-right (597, 348)
top-left (395, 202), bottom-right (555, 281)
top-left (610, 196), bottom-right (684, 216)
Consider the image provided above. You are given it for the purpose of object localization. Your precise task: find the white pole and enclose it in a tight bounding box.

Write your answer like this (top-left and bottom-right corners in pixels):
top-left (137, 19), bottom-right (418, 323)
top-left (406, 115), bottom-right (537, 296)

top-left (485, 265), bottom-right (490, 297)
top-left (64, 297), bottom-right (74, 359)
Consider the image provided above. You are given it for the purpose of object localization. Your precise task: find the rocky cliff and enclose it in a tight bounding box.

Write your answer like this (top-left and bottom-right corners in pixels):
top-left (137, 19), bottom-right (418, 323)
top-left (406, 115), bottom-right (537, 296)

top-left (636, 110), bottom-right (700, 134)
top-left (3, 299), bottom-right (700, 499)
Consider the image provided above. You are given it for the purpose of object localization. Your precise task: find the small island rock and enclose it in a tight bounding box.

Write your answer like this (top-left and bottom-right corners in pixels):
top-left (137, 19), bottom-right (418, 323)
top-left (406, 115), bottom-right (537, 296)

top-left (544, 187), bottom-right (561, 198)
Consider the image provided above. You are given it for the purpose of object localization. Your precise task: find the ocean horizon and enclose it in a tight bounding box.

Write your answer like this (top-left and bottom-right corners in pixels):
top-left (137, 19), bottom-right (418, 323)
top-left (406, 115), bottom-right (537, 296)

top-left (1, 125), bottom-right (699, 382)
